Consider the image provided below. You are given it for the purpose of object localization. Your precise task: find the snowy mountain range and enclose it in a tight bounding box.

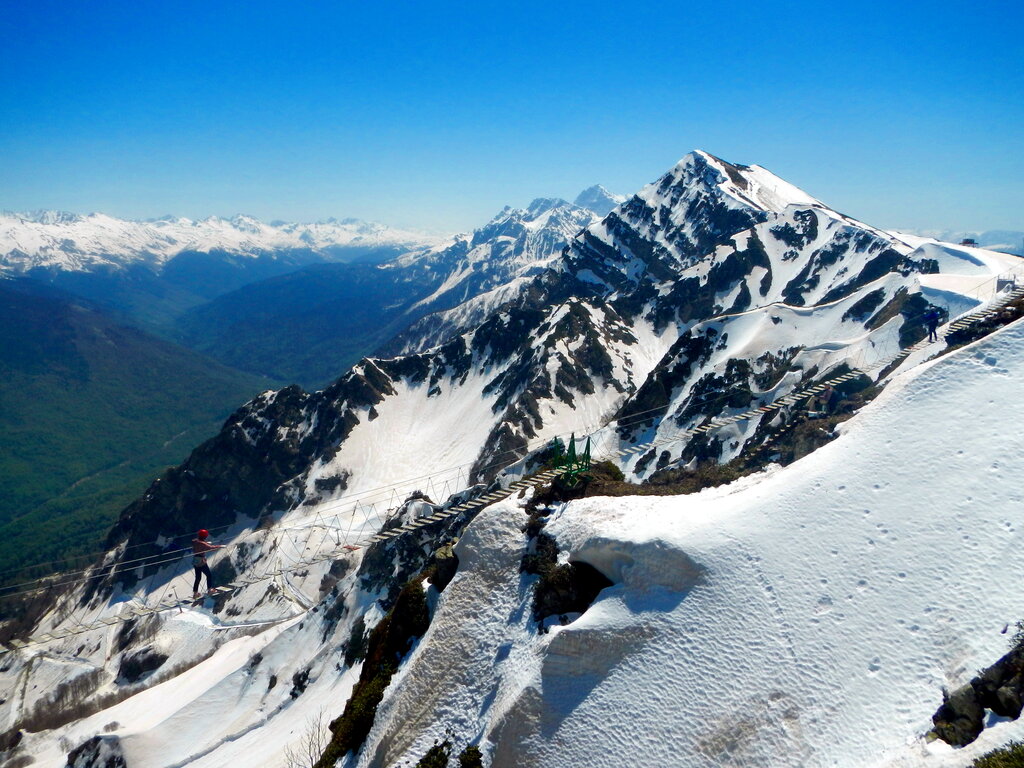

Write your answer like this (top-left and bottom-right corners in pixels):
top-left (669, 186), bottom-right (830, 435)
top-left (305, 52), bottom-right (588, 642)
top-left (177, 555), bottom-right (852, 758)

top-left (381, 195), bottom-right (602, 355)
top-left (0, 211), bottom-right (449, 273)
top-left (3, 151), bottom-right (1024, 768)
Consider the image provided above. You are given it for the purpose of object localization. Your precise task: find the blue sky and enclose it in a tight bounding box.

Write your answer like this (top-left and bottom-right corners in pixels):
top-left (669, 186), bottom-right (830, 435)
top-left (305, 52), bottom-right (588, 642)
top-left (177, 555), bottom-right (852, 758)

top-left (1, 0), bottom-right (1021, 232)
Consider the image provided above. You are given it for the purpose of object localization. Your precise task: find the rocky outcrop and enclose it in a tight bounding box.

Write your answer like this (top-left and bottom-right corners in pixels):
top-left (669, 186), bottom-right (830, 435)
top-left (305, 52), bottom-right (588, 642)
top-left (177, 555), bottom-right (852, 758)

top-left (66, 735), bottom-right (127, 768)
top-left (117, 645), bottom-right (169, 685)
top-left (932, 643), bottom-right (1024, 746)
top-left (520, 480), bottom-right (613, 627)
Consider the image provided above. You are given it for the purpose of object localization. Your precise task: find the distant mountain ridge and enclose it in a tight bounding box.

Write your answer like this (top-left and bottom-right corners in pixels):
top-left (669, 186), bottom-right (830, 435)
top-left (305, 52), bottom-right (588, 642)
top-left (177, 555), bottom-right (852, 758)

top-left (573, 184), bottom-right (626, 216)
top-left (0, 210), bottom-right (450, 274)
top-left (380, 195), bottom-right (602, 354)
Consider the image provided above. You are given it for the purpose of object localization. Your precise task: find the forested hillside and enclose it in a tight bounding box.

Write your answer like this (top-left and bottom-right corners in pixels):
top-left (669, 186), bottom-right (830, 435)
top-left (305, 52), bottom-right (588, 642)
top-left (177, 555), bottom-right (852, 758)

top-left (0, 278), bottom-right (270, 582)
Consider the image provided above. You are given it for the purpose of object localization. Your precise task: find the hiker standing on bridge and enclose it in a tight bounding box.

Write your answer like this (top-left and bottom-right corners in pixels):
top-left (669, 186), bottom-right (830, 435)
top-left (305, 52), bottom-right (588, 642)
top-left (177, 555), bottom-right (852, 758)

top-left (925, 307), bottom-right (942, 342)
top-left (192, 529), bottom-right (224, 598)
top-left (814, 384), bottom-right (836, 415)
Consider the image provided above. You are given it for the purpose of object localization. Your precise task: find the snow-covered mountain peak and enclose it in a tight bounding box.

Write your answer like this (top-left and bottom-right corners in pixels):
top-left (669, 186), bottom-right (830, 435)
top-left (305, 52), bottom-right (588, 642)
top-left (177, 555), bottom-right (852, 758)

top-left (6, 209), bottom-right (83, 225)
top-left (574, 185), bottom-right (626, 216)
top-left (226, 213), bottom-right (263, 233)
top-left (645, 150), bottom-right (822, 216)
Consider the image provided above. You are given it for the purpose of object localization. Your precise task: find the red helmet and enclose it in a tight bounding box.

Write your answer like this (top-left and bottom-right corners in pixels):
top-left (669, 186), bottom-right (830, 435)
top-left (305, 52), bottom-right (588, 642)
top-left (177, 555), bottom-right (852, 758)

top-left (198, 529), bottom-right (209, 539)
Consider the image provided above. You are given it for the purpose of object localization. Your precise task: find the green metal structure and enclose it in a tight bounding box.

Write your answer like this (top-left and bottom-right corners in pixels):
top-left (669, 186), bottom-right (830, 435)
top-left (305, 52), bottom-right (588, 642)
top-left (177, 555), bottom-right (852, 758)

top-left (550, 433), bottom-right (592, 486)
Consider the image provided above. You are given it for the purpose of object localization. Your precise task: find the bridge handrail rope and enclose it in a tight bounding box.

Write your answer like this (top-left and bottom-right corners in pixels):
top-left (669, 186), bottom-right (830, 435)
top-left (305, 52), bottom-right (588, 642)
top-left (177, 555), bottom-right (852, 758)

top-left (4, 273), bottom-right (1022, 651)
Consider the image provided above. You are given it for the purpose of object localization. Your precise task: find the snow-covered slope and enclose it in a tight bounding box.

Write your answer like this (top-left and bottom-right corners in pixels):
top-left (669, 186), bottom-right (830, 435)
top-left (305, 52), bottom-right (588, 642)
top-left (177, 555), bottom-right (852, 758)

top-left (0, 211), bottom-right (448, 273)
top-left (10, 313), bottom-right (1024, 768)
top-left (356, 317), bottom-right (1024, 768)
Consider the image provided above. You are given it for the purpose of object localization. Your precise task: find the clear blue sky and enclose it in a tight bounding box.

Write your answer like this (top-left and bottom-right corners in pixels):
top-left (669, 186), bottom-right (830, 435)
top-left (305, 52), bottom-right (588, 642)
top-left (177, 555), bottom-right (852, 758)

top-left (1, 0), bottom-right (1021, 233)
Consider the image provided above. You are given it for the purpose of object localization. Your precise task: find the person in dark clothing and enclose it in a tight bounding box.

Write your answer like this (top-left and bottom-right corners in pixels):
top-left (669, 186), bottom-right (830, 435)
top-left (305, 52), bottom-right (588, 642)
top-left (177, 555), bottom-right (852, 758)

top-left (192, 529), bottom-right (225, 598)
top-left (925, 308), bottom-right (941, 342)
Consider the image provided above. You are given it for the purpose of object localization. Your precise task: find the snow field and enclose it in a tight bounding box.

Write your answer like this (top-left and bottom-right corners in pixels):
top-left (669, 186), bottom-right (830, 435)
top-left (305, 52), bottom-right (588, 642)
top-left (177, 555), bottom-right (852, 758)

top-left (356, 318), bottom-right (1024, 767)
top-left (307, 370), bottom-right (501, 503)
top-left (24, 613), bottom-right (301, 767)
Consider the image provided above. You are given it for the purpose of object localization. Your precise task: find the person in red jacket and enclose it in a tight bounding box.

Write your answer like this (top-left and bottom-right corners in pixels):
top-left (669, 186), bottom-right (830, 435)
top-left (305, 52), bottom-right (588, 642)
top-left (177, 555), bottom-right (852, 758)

top-left (192, 529), bottom-right (225, 598)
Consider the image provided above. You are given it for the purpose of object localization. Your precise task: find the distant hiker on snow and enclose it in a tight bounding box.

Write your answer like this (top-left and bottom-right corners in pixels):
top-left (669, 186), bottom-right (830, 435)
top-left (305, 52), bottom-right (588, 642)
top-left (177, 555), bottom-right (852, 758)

top-left (192, 529), bottom-right (224, 598)
top-left (925, 307), bottom-right (942, 342)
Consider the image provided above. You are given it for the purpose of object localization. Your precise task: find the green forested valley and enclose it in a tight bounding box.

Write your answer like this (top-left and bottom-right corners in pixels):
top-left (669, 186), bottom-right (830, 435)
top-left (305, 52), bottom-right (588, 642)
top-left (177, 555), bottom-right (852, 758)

top-left (0, 279), bottom-right (273, 584)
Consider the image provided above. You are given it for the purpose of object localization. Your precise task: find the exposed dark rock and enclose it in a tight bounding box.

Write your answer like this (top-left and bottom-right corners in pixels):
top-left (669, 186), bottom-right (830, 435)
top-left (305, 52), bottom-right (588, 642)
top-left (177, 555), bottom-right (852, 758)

top-left (315, 578), bottom-right (431, 767)
top-left (519, 483), bottom-right (612, 627)
top-left (842, 288), bottom-right (887, 323)
top-left (114, 615), bottom-right (161, 653)
top-left (770, 209), bottom-right (818, 249)
top-left (66, 735), bottom-right (127, 768)
top-left (458, 745), bottom-right (485, 768)
top-left (521, 531), bottom-right (559, 578)
top-left (429, 543), bottom-right (459, 592)
top-left (117, 645), bottom-right (168, 684)
top-left (532, 561), bottom-right (613, 625)
top-left (0, 727), bottom-right (23, 754)
top-left (343, 615), bottom-right (368, 667)
top-left (413, 739), bottom-right (453, 768)
top-left (318, 558), bottom-right (351, 600)
top-left (615, 330), bottom-right (716, 431)
top-left (290, 666), bottom-right (311, 698)
top-left (314, 473), bottom-right (349, 493)
top-left (727, 281), bottom-right (752, 313)
top-left (932, 643), bottom-right (1024, 746)
top-left (818, 247), bottom-right (909, 305)
top-left (933, 685), bottom-right (986, 747)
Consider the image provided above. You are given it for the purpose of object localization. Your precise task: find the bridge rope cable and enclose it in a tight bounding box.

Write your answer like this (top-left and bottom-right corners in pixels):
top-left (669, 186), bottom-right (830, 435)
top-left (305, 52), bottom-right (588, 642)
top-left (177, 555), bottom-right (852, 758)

top-left (0, 548), bottom-right (217, 603)
top-left (0, 517), bottom-right (250, 584)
